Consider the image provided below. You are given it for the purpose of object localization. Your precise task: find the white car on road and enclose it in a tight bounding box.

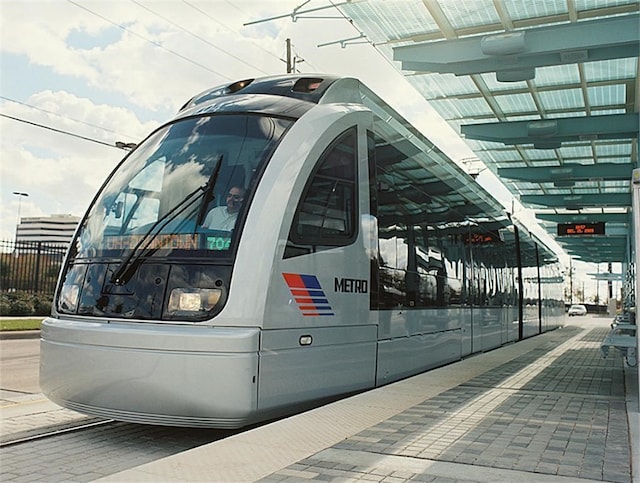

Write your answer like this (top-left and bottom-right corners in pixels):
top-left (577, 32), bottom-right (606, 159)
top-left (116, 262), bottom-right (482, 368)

top-left (568, 304), bottom-right (587, 316)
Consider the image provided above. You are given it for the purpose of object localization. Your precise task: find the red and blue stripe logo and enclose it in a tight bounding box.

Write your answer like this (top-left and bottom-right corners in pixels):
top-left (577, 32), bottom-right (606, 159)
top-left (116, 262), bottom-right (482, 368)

top-left (282, 273), bottom-right (334, 317)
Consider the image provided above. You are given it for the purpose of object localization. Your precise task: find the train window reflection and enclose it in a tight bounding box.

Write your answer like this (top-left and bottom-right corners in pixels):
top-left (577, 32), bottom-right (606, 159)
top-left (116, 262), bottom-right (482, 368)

top-left (285, 128), bottom-right (357, 257)
top-left (74, 114), bottom-right (291, 259)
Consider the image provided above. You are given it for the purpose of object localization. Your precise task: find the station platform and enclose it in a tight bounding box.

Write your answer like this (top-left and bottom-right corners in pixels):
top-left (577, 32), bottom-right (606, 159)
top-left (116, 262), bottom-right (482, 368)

top-left (2, 315), bottom-right (637, 482)
top-left (96, 315), bottom-right (637, 483)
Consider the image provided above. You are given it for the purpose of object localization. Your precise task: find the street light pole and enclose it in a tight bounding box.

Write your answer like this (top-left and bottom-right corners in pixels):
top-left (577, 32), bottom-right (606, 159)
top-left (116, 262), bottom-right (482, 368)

top-left (12, 191), bottom-right (29, 242)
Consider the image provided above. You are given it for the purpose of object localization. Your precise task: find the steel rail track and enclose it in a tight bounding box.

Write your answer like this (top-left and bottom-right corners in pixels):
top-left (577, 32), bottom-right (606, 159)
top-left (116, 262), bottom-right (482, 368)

top-left (0, 419), bottom-right (116, 447)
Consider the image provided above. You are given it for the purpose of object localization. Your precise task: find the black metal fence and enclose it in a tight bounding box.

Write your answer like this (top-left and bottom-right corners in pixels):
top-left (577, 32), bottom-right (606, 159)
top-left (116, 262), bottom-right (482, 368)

top-left (0, 240), bottom-right (67, 295)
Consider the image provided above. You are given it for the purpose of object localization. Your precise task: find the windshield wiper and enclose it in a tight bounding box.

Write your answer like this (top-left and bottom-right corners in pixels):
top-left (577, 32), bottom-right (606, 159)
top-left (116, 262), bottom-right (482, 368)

top-left (109, 188), bottom-right (201, 285)
top-left (110, 157), bottom-right (223, 285)
top-left (195, 155), bottom-right (223, 228)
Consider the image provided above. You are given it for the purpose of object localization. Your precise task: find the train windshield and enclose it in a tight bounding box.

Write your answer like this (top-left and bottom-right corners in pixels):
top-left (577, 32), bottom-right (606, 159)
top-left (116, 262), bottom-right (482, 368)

top-left (74, 114), bottom-right (291, 263)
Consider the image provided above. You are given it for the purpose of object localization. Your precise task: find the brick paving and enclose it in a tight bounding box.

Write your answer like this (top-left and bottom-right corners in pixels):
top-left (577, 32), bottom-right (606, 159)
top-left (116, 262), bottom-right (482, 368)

top-left (0, 395), bottom-right (94, 444)
top-left (261, 325), bottom-right (634, 483)
top-left (0, 418), bottom-right (227, 482)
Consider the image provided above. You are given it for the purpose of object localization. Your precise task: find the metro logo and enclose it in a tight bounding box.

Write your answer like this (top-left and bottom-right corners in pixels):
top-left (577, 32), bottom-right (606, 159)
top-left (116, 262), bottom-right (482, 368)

top-left (282, 273), bottom-right (334, 317)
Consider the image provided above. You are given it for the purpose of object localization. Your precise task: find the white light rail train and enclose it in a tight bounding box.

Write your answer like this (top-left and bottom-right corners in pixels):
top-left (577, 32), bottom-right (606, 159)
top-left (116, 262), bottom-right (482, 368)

top-left (41, 75), bottom-right (564, 428)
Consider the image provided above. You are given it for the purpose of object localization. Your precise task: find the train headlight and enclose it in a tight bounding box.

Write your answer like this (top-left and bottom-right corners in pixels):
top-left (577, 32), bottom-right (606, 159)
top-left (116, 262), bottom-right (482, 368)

top-left (167, 288), bottom-right (222, 313)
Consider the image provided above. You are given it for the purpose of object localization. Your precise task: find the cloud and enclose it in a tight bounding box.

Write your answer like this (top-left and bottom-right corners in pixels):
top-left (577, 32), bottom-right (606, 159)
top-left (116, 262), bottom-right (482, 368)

top-left (0, 1), bottom-right (310, 242)
top-left (0, 0), bottom-right (570, 282)
top-left (0, 0), bottom-right (491, 242)
top-left (0, 89), bottom-right (155, 239)
top-left (2, 1), bottom-right (105, 79)
top-left (2, 1), bottom-right (296, 113)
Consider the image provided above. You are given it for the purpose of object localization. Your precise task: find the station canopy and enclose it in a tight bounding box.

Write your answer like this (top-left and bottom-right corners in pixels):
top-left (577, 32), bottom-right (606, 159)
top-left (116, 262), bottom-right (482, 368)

top-left (335, 0), bottom-right (639, 265)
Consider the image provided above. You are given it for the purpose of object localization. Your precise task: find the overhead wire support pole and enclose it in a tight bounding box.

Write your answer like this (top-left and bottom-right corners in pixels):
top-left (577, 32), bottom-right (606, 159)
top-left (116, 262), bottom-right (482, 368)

top-left (246, 1), bottom-right (372, 57)
top-left (282, 39), bottom-right (304, 73)
top-left (317, 33), bottom-right (368, 48)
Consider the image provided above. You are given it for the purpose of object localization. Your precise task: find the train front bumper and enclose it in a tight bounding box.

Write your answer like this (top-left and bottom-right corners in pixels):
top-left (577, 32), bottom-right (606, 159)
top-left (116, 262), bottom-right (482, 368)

top-left (40, 317), bottom-right (260, 428)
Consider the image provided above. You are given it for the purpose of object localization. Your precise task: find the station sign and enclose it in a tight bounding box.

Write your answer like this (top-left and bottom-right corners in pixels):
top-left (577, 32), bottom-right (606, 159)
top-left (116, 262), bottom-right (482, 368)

top-left (557, 222), bottom-right (605, 236)
top-left (463, 230), bottom-right (501, 244)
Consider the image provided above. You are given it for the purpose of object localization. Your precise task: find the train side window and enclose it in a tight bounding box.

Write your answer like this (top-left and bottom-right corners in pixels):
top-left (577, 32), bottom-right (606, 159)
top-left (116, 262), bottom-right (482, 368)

top-left (284, 128), bottom-right (357, 258)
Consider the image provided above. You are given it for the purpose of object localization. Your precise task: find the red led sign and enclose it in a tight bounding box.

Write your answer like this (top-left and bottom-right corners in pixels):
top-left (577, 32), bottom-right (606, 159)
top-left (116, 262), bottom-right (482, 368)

top-left (557, 222), bottom-right (605, 236)
top-left (463, 231), bottom-right (501, 244)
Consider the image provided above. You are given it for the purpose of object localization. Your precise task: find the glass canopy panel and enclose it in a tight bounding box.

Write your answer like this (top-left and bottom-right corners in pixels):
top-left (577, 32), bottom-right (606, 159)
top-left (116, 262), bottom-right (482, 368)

top-left (344, 0), bottom-right (439, 41)
top-left (537, 89), bottom-right (585, 111)
top-left (534, 65), bottom-right (580, 87)
top-left (476, 141), bottom-right (514, 154)
top-left (483, 148), bottom-right (521, 163)
top-left (522, 149), bottom-right (557, 161)
top-left (601, 157), bottom-right (635, 164)
top-left (558, 145), bottom-right (594, 158)
top-left (496, 160), bottom-right (528, 168)
top-left (525, 159), bottom-right (559, 167)
top-left (562, 157), bottom-right (594, 164)
top-left (506, 113), bottom-right (543, 121)
top-left (428, 99), bottom-right (464, 121)
top-left (574, 180), bottom-right (604, 189)
top-left (408, 74), bottom-right (478, 98)
top-left (340, 9), bottom-right (391, 44)
top-left (575, 0), bottom-right (640, 13)
top-left (339, 6), bottom-right (389, 44)
top-left (438, 0), bottom-right (501, 30)
top-left (503, 0), bottom-right (568, 21)
top-left (519, 181), bottom-right (545, 191)
top-left (583, 58), bottom-right (638, 82)
top-left (591, 109), bottom-right (626, 116)
top-left (504, 180), bottom-right (524, 194)
top-left (430, 99), bottom-right (495, 121)
top-left (573, 187), bottom-right (604, 195)
top-left (537, 183), bottom-right (571, 195)
top-left (596, 143), bottom-right (632, 157)
top-left (547, 111), bottom-right (587, 119)
top-left (494, 93), bottom-right (537, 114)
top-left (455, 97), bottom-right (496, 118)
top-left (604, 180), bottom-right (631, 189)
top-left (588, 85), bottom-right (626, 107)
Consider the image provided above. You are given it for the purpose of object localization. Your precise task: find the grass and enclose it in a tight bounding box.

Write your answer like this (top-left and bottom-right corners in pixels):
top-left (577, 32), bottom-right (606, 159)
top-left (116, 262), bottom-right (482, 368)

top-left (0, 319), bottom-right (43, 331)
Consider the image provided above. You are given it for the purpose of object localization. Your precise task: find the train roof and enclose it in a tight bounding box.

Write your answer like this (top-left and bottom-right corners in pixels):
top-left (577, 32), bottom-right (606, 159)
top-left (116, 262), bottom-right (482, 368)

top-left (175, 74), bottom-right (558, 264)
top-left (180, 75), bottom-right (343, 109)
top-left (175, 75), bottom-right (363, 120)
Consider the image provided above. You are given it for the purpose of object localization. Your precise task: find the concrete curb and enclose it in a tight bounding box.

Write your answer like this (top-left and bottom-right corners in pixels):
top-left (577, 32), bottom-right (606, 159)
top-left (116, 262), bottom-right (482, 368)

top-left (0, 330), bottom-right (41, 340)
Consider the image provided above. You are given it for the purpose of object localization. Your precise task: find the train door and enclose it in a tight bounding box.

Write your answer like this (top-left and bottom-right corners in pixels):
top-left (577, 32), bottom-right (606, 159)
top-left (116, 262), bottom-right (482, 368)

top-left (258, 110), bottom-right (377, 412)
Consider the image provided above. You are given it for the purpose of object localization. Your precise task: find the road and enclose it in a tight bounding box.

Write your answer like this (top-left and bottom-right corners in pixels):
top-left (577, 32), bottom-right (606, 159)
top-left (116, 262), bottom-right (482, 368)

top-left (0, 334), bottom-right (246, 483)
top-left (0, 336), bottom-right (40, 394)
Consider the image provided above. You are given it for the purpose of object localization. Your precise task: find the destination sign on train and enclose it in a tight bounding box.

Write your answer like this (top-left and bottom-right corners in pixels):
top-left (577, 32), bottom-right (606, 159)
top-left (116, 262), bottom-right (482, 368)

top-left (557, 222), bottom-right (605, 236)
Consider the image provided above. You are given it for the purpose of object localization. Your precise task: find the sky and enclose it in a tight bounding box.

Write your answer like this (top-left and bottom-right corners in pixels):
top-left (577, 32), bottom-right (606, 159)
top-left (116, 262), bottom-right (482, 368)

top-left (0, 0), bottom-right (615, 301)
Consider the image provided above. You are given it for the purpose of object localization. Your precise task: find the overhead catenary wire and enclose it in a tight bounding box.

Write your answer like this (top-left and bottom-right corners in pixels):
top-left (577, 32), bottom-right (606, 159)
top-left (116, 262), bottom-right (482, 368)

top-left (0, 96), bottom-right (139, 142)
top-left (0, 113), bottom-right (130, 150)
top-left (183, 0), bottom-right (283, 64)
top-left (129, 0), bottom-right (271, 76)
top-left (183, 0), bottom-right (321, 73)
top-left (5, 1), bottom-right (349, 145)
top-left (5, 0), bottom-right (283, 144)
top-left (0, 8), bottom-right (317, 148)
top-left (67, 0), bottom-right (314, 80)
top-left (66, 0), bottom-right (233, 81)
